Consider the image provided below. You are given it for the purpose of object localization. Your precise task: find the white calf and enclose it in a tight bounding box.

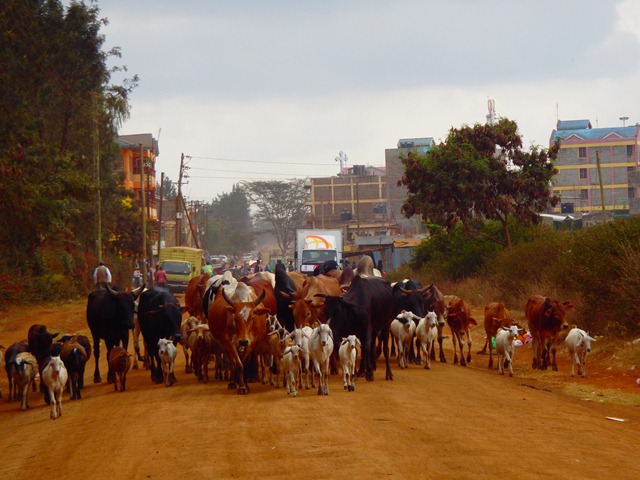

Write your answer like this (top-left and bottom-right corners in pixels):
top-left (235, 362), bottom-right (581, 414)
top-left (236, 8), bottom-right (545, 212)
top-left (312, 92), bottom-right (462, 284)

top-left (495, 325), bottom-right (522, 377)
top-left (280, 345), bottom-right (303, 397)
top-left (308, 323), bottom-right (334, 396)
top-left (288, 326), bottom-right (313, 389)
top-left (157, 338), bottom-right (178, 387)
top-left (42, 356), bottom-right (68, 420)
top-left (391, 311), bottom-right (417, 369)
top-left (565, 327), bottom-right (596, 378)
top-left (339, 335), bottom-right (361, 391)
top-left (416, 312), bottom-right (438, 370)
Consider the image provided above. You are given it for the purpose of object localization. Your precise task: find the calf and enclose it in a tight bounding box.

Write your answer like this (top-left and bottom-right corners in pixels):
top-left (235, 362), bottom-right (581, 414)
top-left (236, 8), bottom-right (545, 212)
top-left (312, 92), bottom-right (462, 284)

top-left (446, 298), bottom-right (477, 366)
top-left (415, 312), bottom-right (438, 370)
top-left (11, 352), bottom-right (38, 410)
top-left (565, 327), bottom-right (596, 378)
top-left (390, 311), bottom-right (417, 369)
top-left (288, 325), bottom-right (314, 390)
top-left (179, 316), bottom-right (200, 374)
top-left (41, 356), bottom-right (68, 420)
top-left (188, 323), bottom-right (215, 383)
top-left (157, 338), bottom-right (178, 387)
top-left (339, 335), bottom-right (361, 391)
top-left (60, 340), bottom-right (88, 400)
top-left (280, 345), bottom-right (303, 397)
top-left (108, 346), bottom-right (132, 392)
top-left (495, 325), bottom-right (522, 377)
top-left (308, 322), bottom-right (334, 396)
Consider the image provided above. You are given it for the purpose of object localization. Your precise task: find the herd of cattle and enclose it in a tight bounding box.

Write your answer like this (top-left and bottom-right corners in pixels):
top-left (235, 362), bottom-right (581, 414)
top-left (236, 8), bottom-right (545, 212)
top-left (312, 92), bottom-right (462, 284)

top-left (1, 256), bottom-right (598, 418)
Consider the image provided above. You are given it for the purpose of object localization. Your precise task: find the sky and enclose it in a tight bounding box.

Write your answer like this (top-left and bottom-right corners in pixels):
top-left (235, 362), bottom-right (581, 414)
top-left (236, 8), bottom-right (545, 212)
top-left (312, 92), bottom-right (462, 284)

top-left (92, 0), bottom-right (640, 202)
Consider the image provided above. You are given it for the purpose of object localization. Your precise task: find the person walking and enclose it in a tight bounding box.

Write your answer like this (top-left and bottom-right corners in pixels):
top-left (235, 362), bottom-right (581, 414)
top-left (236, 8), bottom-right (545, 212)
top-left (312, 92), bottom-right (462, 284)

top-left (93, 261), bottom-right (112, 291)
top-left (155, 266), bottom-right (167, 288)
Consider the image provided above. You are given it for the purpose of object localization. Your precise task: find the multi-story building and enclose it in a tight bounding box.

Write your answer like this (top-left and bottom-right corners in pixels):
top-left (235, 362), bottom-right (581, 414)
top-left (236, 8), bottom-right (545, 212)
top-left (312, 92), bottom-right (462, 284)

top-left (550, 120), bottom-right (640, 218)
top-left (385, 137), bottom-right (435, 234)
top-left (116, 133), bottom-right (159, 222)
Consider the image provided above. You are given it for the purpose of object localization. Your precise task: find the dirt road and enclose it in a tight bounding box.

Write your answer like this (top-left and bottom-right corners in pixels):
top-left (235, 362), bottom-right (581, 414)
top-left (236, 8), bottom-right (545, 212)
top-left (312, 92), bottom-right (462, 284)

top-left (1, 298), bottom-right (639, 480)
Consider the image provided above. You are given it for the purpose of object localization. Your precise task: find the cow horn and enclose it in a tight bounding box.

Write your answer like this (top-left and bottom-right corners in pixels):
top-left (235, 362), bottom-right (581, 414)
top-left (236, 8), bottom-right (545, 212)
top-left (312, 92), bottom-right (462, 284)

top-left (107, 285), bottom-right (119, 297)
top-left (222, 288), bottom-right (235, 306)
top-left (132, 284), bottom-right (145, 299)
top-left (253, 290), bottom-right (266, 306)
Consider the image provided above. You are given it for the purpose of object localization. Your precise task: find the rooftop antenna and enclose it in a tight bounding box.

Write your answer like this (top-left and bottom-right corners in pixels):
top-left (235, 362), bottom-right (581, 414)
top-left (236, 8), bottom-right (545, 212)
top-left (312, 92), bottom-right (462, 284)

top-left (486, 98), bottom-right (496, 125)
top-left (335, 150), bottom-right (348, 175)
top-left (620, 116), bottom-right (629, 127)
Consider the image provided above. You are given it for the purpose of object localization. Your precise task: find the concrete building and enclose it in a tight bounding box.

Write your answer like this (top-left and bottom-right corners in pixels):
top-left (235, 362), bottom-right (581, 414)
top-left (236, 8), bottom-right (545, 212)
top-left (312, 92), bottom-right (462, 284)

top-left (116, 133), bottom-right (159, 222)
top-left (550, 120), bottom-right (640, 219)
top-left (385, 137), bottom-right (435, 234)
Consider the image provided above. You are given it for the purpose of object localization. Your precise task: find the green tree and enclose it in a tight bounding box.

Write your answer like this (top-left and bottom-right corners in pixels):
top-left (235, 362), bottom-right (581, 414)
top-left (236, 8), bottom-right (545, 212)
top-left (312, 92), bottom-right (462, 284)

top-left (400, 118), bottom-right (560, 248)
top-left (241, 179), bottom-right (308, 255)
top-left (207, 185), bottom-right (253, 255)
top-left (157, 175), bottom-right (177, 201)
top-left (0, 0), bottom-right (138, 296)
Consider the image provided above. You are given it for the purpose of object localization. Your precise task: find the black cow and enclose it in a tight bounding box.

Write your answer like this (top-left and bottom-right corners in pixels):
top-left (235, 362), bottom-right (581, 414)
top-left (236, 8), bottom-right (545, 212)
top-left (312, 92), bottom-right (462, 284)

top-left (316, 275), bottom-right (393, 382)
top-left (27, 324), bottom-right (60, 401)
top-left (138, 286), bottom-right (183, 384)
top-left (86, 285), bottom-right (144, 384)
top-left (274, 263), bottom-right (297, 332)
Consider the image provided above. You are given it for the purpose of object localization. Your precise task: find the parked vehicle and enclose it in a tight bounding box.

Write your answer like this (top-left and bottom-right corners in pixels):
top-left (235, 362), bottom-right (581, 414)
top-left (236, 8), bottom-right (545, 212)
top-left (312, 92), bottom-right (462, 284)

top-left (295, 229), bottom-right (343, 275)
top-left (158, 246), bottom-right (203, 292)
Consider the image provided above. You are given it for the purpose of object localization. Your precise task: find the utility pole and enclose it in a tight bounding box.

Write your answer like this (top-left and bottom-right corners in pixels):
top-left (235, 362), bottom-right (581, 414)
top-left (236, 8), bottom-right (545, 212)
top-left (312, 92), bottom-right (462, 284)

top-left (596, 150), bottom-right (607, 223)
top-left (93, 92), bottom-right (102, 262)
top-left (140, 144), bottom-right (148, 283)
top-left (158, 171), bottom-right (164, 255)
top-left (176, 153), bottom-right (184, 246)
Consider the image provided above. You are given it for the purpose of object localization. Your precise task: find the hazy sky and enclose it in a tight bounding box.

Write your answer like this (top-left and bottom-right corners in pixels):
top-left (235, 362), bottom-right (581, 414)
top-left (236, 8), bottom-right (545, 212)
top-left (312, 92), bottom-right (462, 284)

top-left (95, 0), bottom-right (640, 201)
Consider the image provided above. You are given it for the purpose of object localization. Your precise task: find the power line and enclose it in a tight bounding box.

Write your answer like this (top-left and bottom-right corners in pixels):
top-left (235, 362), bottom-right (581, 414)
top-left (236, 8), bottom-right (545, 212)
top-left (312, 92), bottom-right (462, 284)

top-left (189, 155), bottom-right (333, 166)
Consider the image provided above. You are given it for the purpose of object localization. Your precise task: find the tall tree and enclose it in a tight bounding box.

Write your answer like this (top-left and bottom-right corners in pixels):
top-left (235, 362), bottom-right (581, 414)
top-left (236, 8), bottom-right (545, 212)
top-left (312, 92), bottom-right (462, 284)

top-left (157, 175), bottom-right (177, 201)
top-left (400, 118), bottom-right (560, 248)
top-left (0, 0), bottom-right (137, 271)
top-left (207, 185), bottom-right (253, 255)
top-left (241, 179), bottom-right (308, 255)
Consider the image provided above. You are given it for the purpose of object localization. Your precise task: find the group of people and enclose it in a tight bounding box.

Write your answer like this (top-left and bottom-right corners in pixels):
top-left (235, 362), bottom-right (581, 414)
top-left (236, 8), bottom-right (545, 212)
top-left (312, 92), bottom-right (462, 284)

top-left (92, 260), bottom-right (167, 291)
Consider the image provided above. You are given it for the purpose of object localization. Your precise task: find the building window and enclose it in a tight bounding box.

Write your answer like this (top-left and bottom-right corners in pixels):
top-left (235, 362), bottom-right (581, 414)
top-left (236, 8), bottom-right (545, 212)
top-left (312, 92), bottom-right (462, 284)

top-left (580, 189), bottom-right (588, 200)
top-left (627, 145), bottom-right (634, 157)
top-left (578, 147), bottom-right (587, 159)
top-left (628, 166), bottom-right (636, 173)
top-left (579, 168), bottom-right (587, 179)
top-left (629, 187), bottom-right (636, 199)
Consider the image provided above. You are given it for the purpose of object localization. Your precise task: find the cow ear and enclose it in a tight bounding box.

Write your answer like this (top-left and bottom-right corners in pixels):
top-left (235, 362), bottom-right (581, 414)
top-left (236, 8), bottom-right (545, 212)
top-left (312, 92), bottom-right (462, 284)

top-left (563, 302), bottom-right (573, 312)
top-left (225, 305), bottom-right (235, 314)
top-left (254, 307), bottom-right (270, 316)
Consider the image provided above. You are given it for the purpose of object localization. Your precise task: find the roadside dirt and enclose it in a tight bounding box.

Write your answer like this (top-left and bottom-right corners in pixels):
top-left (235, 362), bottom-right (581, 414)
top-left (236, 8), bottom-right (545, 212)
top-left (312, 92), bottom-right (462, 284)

top-left (1, 298), bottom-right (639, 480)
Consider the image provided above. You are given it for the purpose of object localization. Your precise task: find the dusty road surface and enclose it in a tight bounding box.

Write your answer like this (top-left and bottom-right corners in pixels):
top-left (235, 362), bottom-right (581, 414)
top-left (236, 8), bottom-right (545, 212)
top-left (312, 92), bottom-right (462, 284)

top-left (1, 297), bottom-right (639, 480)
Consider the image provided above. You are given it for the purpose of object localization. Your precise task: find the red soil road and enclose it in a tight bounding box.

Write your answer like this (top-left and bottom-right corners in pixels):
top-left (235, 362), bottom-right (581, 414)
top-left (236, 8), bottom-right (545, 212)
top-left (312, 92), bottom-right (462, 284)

top-left (0, 299), bottom-right (639, 480)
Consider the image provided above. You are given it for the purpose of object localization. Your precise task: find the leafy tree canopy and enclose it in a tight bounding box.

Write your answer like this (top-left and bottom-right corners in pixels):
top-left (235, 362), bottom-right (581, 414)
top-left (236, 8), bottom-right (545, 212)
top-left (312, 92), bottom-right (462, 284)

top-left (241, 179), bottom-right (308, 255)
top-left (400, 118), bottom-right (560, 248)
top-left (206, 184), bottom-right (253, 256)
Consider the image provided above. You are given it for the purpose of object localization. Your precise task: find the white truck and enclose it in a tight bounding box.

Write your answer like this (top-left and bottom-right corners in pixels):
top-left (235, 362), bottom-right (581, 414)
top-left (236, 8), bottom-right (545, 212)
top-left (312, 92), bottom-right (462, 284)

top-left (295, 229), bottom-right (343, 275)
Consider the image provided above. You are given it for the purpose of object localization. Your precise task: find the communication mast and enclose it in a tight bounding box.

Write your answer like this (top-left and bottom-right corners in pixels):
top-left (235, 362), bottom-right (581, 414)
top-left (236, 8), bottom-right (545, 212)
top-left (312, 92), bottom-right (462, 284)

top-left (335, 151), bottom-right (348, 175)
top-left (486, 98), bottom-right (496, 125)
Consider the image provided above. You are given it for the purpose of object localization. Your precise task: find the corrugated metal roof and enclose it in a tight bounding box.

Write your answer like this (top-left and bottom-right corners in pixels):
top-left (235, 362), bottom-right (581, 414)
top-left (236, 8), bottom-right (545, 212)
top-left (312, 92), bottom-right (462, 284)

top-left (552, 124), bottom-right (638, 141)
top-left (556, 119), bottom-right (591, 130)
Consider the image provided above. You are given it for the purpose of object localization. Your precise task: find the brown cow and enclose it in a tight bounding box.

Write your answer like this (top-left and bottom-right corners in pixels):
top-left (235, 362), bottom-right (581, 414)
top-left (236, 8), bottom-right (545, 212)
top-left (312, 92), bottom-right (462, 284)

top-left (290, 274), bottom-right (342, 328)
top-left (184, 274), bottom-right (211, 322)
top-left (525, 295), bottom-right (573, 371)
top-left (446, 298), bottom-right (477, 366)
top-left (207, 283), bottom-right (268, 394)
top-left (479, 302), bottom-right (513, 369)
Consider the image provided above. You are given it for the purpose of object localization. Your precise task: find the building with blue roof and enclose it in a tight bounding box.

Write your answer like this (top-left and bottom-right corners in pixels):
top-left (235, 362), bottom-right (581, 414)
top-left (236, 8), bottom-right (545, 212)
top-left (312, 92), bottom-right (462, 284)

top-left (550, 119), bottom-right (640, 218)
